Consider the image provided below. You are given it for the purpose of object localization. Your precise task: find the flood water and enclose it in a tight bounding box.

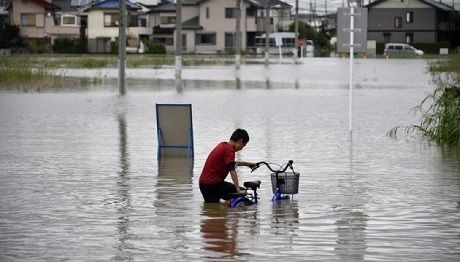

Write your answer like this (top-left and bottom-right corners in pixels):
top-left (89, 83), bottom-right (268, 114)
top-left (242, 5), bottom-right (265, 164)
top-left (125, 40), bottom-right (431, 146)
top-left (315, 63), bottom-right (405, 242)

top-left (1, 60), bottom-right (460, 261)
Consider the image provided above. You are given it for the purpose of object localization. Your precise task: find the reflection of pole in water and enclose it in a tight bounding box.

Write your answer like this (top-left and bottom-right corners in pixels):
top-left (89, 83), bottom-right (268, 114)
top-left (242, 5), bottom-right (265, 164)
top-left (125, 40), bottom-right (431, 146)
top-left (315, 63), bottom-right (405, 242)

top-left (294, 79), bottom-right (300, 89)
top-left (115, 113), bottom-right (131, 259)
top-left (265, 78), bottom-right (271, 89)
top-left (235, 69), bottom-right (241, 90)
top-left (334, 206), bottom-right (368, 260)
top-left (334, 134), bottom-right (368, 260)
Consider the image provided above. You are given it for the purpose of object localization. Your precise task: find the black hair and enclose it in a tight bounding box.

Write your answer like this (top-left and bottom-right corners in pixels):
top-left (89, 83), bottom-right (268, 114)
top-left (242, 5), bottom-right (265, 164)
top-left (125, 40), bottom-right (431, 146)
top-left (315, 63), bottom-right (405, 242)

top-left (230, 128), bottom-right (250, 143)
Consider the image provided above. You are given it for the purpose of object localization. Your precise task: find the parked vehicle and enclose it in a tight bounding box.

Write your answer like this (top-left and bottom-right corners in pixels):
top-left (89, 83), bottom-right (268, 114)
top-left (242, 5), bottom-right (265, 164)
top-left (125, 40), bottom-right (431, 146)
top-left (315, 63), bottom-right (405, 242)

top-left (255, 32), bottom-right (296, 55)
top-left (384, 43), bottom-right (424, 56)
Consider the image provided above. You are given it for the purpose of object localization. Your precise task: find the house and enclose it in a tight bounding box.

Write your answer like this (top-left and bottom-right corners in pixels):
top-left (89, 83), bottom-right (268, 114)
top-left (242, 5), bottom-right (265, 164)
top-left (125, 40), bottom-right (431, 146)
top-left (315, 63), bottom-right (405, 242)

top-left (366, 0), bottom-right (456, 44)
top-left (85, 0), bottom-right (151, 53)
top-left (146, 0), bottom-right (292, 54)
top-left (5, 0), bottom-right (85, 43)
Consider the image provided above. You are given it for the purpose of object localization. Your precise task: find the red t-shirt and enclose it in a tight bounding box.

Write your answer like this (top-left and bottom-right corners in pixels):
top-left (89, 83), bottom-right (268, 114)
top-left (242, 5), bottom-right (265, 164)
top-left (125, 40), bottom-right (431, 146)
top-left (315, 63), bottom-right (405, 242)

top-left (199, 142), bottom-right (236, 184)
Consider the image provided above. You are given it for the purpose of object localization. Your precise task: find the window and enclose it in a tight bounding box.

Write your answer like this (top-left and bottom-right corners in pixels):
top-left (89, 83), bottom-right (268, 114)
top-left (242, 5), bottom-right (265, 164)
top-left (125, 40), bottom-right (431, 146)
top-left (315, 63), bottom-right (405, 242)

top-left (246, 8), bottom-right (256, 17)
top-left (138, 15), bottom-right (147, 27)
top-left (405, 33), bottom-right (413, 43)
top-left (160, 16), bottom-right (176, 24)
top-left (62, 15), bottom-right (77, 26)
top-left (0, 0), bottom-right (6, 7)
top-left (383, 32), bottom-right (391, 43)
top-left (225, 32), bottom-right (236, 49)
top-left (21, 13), bottom-right (36, 26)
top-left (394, 17), bottom-right (402, 28)
top-left (406, 11), bottom-right (413, 23)
top-left (195, 33), bottom-right (216, 45)
top-left (206, 7), bottom-right (209, 19)
top-left (104, 13), bottom-right (119, 27)
top-left (129, 14), bottom-right (137, 27)
top-left (225, 8), bottom-right (237, 19)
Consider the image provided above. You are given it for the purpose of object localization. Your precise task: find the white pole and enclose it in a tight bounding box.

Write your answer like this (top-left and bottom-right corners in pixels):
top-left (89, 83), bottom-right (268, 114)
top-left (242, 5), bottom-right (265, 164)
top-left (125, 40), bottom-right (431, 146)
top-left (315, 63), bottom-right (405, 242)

top-left (349, 7), bottom-right (354, 134)
top-left (279, 45), bottom-right (282, 63)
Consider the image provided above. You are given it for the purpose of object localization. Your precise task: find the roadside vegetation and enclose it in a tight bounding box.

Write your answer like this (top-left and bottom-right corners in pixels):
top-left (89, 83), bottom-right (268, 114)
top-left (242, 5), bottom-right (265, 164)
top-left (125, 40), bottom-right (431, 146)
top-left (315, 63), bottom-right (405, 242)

top-left (389, 54), bottom-right (460, 145)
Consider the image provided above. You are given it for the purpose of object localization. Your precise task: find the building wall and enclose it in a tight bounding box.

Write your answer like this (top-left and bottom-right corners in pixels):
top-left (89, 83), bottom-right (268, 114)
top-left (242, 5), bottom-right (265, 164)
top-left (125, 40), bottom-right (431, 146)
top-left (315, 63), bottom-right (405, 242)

top-left (9, 0), bottom-right (47, 38)
top-left (368, 2), bottom-right (438, 43)
top-left (8, 0), bottom-right (80, 40)
top-left (88, 9), bottom-right (148, 53)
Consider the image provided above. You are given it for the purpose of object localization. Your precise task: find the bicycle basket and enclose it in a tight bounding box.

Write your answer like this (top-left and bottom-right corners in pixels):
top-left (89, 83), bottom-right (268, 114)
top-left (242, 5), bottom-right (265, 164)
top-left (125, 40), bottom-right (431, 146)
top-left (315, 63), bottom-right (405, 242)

top-left (270, 172), bottom-right (299, 194)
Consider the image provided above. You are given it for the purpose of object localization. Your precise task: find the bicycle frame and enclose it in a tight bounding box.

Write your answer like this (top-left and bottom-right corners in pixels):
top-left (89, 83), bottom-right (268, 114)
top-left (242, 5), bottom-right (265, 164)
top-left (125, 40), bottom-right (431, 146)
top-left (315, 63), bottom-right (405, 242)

top-left (229, 160), bottom-right (295, 208)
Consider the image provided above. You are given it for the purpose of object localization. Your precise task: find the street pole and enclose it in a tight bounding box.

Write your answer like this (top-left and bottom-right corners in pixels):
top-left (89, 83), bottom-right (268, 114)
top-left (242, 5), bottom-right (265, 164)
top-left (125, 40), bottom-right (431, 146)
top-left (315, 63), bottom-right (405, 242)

top-left (264, 0), bottom-right (270, 66)
top-left (295, 0), bottom-right (299, 62)
top-left (118, 0), bottom-right (127, 95)
top-left (175, 0), bottom-right (182, 91)
top-left (235, 0), bottom-right (241, 69)
top-left (349, 7), bottom-right (354, 134)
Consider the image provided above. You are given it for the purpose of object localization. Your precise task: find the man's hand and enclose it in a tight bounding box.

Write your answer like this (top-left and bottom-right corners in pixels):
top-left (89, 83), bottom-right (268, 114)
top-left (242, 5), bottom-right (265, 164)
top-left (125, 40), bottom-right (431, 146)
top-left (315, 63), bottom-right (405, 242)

top-left (236, 187), bottom-right (247, 195)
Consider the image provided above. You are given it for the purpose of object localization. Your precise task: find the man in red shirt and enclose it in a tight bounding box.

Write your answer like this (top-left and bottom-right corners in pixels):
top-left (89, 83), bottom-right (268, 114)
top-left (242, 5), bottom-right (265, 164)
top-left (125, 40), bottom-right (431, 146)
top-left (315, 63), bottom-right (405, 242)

top-left (199, 129), bottom-right (255, 203)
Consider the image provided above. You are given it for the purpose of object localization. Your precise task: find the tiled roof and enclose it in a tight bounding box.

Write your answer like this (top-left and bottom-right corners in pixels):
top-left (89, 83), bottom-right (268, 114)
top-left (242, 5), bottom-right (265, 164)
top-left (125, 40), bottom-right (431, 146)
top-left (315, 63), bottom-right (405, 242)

top-left (366, 0), bottom-right (455, 12)
top-left (91, 0), bottom-right (142, 10)
top-left (148, 1), bottom-right (176, 13)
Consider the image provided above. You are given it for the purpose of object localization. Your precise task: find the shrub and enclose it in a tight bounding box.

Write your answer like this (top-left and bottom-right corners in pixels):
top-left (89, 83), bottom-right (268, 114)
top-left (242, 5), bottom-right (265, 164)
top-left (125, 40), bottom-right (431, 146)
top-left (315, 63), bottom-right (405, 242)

top-left (53, 37), bottom-right (87, 54)
top-left (389, 54), bottom-right (460, 144)
top-left (143, 39), bottom-right (166, 54)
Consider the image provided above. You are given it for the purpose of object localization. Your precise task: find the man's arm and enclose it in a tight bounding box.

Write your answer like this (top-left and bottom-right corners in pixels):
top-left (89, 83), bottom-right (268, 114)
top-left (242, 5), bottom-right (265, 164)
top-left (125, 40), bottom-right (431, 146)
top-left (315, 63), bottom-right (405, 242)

top-left (236, 161), bottom-right (255, 168)
top-left (230, 170), bottom-right (243, 194)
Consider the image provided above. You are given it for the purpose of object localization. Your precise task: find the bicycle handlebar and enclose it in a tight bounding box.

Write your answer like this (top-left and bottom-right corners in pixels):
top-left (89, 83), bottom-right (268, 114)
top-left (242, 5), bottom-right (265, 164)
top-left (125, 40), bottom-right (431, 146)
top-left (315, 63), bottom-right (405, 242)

top-left (251, 160), bottom-right (294, 173)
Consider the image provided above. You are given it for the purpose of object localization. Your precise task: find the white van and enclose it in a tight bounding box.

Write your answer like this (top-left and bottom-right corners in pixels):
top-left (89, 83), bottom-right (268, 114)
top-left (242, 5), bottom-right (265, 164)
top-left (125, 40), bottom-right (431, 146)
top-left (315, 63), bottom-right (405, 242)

top-left (384, 43), bottom-right (424, 56)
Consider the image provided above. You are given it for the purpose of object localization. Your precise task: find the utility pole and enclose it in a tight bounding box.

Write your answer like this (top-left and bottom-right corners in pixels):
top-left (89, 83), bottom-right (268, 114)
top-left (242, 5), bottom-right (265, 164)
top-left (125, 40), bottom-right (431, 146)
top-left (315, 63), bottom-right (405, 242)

top-left (175, 0), bottom-right (182, 90)
top-left (264, 0), bottom-right (270, 65)
top-left (118, 0), bottom-right (127, 95)
top-left (235, 0), bottom-right (242, 69)
top-left (295, 0), bottom-right (299, 61)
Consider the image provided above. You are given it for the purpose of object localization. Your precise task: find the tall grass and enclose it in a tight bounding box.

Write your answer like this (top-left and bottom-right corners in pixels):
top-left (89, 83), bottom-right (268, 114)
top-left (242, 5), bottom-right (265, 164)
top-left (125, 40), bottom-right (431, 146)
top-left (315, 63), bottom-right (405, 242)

top-left (389, 54), bottom-right (460, 145)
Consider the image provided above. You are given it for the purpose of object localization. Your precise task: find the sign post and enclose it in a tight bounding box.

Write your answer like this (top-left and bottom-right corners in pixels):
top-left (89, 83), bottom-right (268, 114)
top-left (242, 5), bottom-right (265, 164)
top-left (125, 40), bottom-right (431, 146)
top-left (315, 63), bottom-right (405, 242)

top-left (275, 35), bottom-right (282, 63)
top-left (337, 7), bottom-right (368, 134)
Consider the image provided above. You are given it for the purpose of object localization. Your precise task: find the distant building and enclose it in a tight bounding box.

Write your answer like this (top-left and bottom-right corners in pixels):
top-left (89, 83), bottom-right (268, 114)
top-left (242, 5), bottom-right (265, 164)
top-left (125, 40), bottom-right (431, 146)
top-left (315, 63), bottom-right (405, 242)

top-left (366, 0), bottom-right (456, 44)
top-left (146, 0), bottom-right (292, 54)
top-left (84, 0), bottom-right (151, 53)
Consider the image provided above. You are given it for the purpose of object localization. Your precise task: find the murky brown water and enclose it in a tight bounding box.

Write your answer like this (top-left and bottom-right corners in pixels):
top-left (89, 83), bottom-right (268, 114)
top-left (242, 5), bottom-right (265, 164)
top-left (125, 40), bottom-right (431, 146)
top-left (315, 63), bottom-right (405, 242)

top-left (1, 62), bottom-right (460, 261)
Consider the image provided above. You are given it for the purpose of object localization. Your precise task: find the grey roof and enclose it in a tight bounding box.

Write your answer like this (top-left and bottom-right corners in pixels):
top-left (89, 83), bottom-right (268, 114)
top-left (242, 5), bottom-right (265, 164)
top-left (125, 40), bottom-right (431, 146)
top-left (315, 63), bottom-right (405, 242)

top-left (148, 1), bottom-right (176, 12)
top-left (366, 0), bottom-right (455, 12)
top-left (70, 0), bottom-right (93, 6)
top-left (53, 0), bottom-right (76, 11)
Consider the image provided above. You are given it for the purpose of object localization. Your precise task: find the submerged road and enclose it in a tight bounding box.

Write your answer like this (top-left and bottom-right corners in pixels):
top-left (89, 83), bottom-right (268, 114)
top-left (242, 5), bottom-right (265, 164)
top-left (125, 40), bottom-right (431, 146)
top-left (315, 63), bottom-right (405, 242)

top-left (53, 58), bottom-right (432, 89)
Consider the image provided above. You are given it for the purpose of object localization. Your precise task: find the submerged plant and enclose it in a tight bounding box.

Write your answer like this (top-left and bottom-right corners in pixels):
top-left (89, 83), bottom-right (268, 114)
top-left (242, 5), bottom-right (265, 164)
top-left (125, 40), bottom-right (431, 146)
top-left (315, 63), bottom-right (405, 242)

top-left (389, 55), bottom-right (460, 145)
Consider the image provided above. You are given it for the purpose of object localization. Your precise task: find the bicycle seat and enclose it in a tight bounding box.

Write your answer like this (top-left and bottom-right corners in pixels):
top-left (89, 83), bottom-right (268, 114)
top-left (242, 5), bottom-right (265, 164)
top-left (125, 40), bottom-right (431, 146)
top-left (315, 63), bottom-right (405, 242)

top-left (244, 180), bottom-right (261, 190)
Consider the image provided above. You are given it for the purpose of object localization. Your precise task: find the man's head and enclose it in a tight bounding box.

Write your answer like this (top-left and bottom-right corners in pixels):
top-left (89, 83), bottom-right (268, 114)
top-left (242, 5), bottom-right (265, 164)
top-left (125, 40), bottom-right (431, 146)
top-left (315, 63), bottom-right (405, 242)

top-left (230, 129), bottom-right (249, 151)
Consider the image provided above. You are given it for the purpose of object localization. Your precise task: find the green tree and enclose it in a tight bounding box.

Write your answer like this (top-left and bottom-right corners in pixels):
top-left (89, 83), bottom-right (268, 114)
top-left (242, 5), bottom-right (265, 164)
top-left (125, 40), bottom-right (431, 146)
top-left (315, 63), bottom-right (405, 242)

top-left (0, 24), bottom-right (20, 48)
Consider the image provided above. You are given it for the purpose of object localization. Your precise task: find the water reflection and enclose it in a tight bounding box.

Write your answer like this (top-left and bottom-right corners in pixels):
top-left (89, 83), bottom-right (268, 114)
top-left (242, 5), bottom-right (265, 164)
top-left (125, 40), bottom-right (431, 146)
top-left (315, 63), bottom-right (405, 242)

top-left (200, 204), bottom-right (240, 260)
top-left (115, 113), bottom-right (132, 260)
top-left (271, 201), bottom-right (300, 248)
top-left (334, 138), bottom-right (368, 260)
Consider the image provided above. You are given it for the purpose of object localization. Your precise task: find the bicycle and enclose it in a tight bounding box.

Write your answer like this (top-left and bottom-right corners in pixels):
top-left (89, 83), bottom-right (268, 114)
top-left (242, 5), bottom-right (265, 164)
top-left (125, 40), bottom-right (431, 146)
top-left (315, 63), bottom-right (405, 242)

top-left (229, 160), bottom-right (299, 208)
